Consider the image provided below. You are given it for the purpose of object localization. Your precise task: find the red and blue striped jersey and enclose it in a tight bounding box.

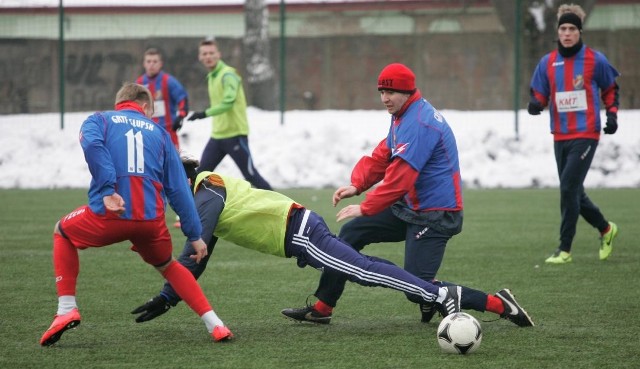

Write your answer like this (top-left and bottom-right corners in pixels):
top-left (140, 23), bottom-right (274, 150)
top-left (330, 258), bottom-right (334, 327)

top-left (79, 106), bottom-right (202, 241)
top-left (136, 71), bottom-right (188, 147)
top-left (530, 45), bottom-right (619, 141)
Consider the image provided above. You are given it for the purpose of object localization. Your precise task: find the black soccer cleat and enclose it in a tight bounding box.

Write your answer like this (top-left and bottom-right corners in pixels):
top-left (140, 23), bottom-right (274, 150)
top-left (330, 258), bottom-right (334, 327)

top-left (438, 286), bottom-right (462, 317)
top-left (495, 289), bottom-right (535, 327)
top-left (281, 305), bottom-right (332, 324)
top-left (420, 303), bottom-right (438, 323)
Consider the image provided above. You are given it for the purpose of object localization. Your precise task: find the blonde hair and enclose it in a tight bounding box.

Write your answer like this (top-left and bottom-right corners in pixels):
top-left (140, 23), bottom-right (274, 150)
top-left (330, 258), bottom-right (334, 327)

top-left (115, 82), bottom-right (152, 106)
top-left (557, 4), bottom-right (586, 22)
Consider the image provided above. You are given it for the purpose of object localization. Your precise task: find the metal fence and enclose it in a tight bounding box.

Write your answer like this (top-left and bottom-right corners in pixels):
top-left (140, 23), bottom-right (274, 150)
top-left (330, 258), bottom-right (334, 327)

top-left (1, 1), bottom-right (638, 119)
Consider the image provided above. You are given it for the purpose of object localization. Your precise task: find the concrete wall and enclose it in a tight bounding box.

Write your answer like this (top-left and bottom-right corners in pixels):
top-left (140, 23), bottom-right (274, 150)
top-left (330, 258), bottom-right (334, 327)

top-left (1, 30), bottom-right (638, 114)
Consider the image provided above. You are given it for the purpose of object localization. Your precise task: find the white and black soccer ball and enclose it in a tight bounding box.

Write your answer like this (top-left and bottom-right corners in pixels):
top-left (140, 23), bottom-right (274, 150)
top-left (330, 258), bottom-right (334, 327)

top-left (437, 312), bottom-right (482, 354)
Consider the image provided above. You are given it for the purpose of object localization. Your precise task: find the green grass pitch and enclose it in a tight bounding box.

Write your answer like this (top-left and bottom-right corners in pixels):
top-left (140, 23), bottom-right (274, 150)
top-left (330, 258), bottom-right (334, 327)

top-left (0, 188), bottom-right (638, 369)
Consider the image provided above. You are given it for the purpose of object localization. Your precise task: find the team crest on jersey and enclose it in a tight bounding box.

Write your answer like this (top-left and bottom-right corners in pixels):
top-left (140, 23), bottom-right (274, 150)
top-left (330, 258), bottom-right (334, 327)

top-left (393, 143), bottom-right (410, 155)
top-left (573, 75), bottom-right (584, 90)
top-left (154, 90), bottom-right (163, 100)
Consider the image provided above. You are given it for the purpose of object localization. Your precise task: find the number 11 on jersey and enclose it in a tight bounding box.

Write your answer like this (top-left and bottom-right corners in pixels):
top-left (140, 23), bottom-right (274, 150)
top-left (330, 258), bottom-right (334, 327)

top-left (125, 129), bottom-right (145, 173)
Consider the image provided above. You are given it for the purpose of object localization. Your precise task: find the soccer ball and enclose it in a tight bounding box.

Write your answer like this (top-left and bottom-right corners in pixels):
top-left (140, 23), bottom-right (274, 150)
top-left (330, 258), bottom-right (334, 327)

top-left (437, 312), bottom-right (482, 354)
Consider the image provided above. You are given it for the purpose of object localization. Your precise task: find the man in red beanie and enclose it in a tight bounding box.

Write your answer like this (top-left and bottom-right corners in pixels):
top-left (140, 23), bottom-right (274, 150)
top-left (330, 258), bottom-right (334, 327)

top-left (282, 63), bottom-right (534, 328)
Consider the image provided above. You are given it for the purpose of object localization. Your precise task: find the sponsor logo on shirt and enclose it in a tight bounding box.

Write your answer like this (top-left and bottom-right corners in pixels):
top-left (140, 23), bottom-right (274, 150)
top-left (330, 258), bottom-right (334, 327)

top-left (393, 143), bottom-right (410, 155)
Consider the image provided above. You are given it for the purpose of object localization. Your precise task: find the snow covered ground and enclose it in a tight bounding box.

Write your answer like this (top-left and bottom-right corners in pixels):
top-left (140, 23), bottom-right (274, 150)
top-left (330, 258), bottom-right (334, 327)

top-left (1, 108), bottom-right (638, 189)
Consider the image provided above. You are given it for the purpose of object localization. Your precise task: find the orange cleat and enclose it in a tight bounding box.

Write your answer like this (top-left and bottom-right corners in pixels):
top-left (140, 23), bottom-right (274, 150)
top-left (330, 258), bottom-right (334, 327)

top-left (40, 308), bottom-right (81, 346)
top-left (212, 325), bottom-right (234, 342)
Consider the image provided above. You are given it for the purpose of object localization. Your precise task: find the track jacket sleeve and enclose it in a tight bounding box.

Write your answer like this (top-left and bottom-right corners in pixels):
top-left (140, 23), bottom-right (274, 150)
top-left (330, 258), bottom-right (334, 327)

top-left (79, 113), bottom-right (116, 198)
top-left (529, 56), bottom-right (550, 107)
top-left (360, 158), bottom-right (419, 216)
top-left (168, 76), bottom-right (189, 117)
top-left (162, 140), bottom-right (202, 241)
top-left (350, 138), bottom-right (390, 194)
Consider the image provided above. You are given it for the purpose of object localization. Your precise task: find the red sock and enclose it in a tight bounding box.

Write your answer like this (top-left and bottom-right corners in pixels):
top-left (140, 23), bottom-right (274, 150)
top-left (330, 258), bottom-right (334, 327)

top-left (485, 294), bottom-right (505, 315)
top-left (313, 300), bottom-right (333, 316)
top-left (53, 233), bottom-right (79, 296)
top-left (161, 261), bottom-right (212, 316)
top-left (600, 224), bottom-right (611, 236)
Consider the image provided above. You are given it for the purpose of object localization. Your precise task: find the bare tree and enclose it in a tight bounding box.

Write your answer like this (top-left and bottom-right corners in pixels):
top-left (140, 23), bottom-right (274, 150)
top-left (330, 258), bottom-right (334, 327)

top-left (244, 0), bottom-right (276, 110)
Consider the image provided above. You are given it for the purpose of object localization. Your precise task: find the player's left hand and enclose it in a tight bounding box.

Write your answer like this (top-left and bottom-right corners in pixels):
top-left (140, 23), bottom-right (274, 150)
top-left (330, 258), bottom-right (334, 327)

top-left (336, 204), bottom-right (362, 222)
top-left (603, 111), bottom-right (617, 134)
top-left (103, 193), bottom-right (125, 214)
top-left (131, 295), bottom-right (171, 323)
top-left (172, 116), bottom-right (184, 132)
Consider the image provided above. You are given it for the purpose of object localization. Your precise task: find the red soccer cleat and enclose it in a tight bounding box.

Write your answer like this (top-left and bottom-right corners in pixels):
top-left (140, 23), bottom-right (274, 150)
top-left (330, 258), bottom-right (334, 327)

top-left (40, 308), bottom-right (82, 346)
top-left (212, 325), bottom-right (234, 342)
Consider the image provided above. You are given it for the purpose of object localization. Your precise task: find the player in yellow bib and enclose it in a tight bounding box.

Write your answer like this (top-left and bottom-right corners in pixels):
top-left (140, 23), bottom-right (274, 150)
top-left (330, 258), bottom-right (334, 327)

top-left (132, 158), bottom-right (464, 324)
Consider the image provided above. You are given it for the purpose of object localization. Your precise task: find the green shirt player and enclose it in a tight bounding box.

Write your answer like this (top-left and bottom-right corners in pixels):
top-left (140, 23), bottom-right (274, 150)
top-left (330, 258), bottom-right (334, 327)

top-left (131, 158), bottom-right (463, 323)
top-left (186, 38), bottom-right (271, 190)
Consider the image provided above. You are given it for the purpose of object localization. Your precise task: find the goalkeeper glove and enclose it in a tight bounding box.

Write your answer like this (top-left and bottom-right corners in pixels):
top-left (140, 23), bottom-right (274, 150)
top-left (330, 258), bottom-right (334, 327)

top-left (131, 295), bottom-right (171, 323)
top-left (187, 111), bottom-right (207, 121)
top-left (527, 99), bottom-right (543, 115)
top-left (172, 116), bottom-right (184, 132)
top-left (603, 111), bottom-right (618, 134)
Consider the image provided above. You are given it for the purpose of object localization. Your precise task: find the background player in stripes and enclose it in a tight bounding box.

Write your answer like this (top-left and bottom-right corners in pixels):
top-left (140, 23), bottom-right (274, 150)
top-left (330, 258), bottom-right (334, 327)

top-left (528, 3), bottom-right (620, 264)
top-left (136, 48), bottom-right (189, 149)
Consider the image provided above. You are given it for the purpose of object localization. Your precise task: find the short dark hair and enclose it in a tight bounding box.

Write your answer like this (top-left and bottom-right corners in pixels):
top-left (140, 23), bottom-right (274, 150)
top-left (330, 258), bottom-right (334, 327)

top-left (199, 38), bottom-right (218, 48)
top-left (181, 156), bottom-right (200, 184)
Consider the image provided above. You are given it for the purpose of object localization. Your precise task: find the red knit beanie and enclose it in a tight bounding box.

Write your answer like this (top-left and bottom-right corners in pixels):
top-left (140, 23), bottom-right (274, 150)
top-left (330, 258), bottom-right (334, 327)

top-left (377, 63), bottom-right (416, 94)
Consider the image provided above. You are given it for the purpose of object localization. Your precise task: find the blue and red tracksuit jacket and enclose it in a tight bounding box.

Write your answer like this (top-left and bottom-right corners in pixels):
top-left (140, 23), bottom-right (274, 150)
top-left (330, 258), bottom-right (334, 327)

top-left (530, 44), bottom-right (620, 141)
top-left (351, 91), bottom-right (463, 216)
top-left (79, 103), bottom-right (201, 241)
top-left (136, 71), bottom-right (188, 147)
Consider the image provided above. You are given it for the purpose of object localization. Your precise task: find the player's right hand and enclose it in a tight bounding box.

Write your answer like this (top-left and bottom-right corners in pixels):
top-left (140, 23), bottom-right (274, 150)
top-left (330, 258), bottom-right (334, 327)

top-left (103, 193), bottom-right (125, 214)
top-left (603, 111), bottom-right (618, 134)
top-left (189, 238), bottom-right (208, 264)
top-left (131, 295), bottom-right (171, 323)
top-left (187, 111), bottom-right (207, 121)
top-left (527, 99), bottom-right (543, 115)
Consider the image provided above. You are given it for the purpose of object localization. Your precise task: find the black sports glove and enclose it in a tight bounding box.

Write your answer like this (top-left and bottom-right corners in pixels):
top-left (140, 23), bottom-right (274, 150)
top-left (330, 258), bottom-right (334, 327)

top-left (603, 111), bottom-right (618, 134)
top-left (131, 295), bottom-right (171, 323)
top-left (527, 99), bottom-right (543, 115)
top-left (187, 111), bottom-right (207, 121)
top-left (172, 116), bottom-right (184, 132)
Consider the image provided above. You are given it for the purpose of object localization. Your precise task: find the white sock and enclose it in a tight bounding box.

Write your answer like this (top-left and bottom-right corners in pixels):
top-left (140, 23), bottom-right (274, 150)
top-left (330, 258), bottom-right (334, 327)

top-left (435, 288), bottom-right (447, 304)
top-left (57, 295), bottom-right (77, 315)
top-left (201, 310), bottom-right (224, 333)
